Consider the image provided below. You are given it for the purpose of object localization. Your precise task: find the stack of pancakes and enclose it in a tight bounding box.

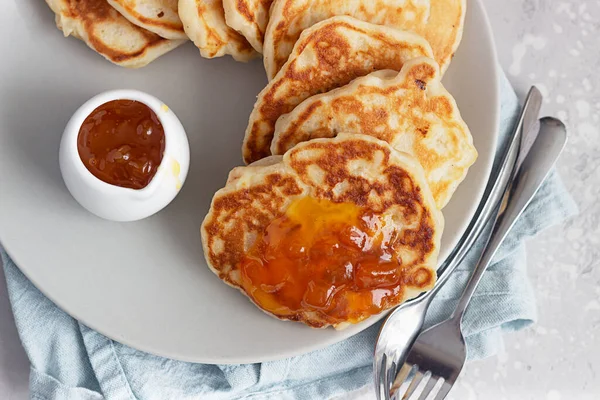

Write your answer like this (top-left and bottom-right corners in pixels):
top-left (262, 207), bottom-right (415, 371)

top-left (44, 0), bottom-right (465, 70)
top-left (44, 0), bottom-right (187, 67)
top-left (45, 1), bottom-right (477, 328)
top-left (202, 2), bottom-right (478, 328)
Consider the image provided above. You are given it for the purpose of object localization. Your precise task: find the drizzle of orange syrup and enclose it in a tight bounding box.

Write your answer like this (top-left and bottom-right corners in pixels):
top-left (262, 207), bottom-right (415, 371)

top-left (239, 196), bottom-right (420, 324)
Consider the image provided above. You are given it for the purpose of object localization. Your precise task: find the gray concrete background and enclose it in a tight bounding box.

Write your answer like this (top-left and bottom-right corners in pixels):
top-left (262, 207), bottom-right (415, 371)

top-left (1, 0), bottom-right (598, 399)
top-left (448, 1), bottom-right (600, 398)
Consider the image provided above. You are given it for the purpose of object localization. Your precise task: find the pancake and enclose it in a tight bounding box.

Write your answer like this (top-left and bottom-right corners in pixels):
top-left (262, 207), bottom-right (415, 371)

top-left (223, 0), bottom-right (273, 53)
top-left (202, 134), bottom-right (443, 329)
top-left (242, 16), bottom-right (434, 164)
top-left (107, 0), bottom-right (187, 39)
top-left (179, 0), bottom-right (258, 61)
top-left (263, 0), bottom-right (430, 80)
top-left (45, 0), bottom-right (185, 68)
top-left (415, 0), bottom-right (466, 73)
top-left (272, 57), bottom-right (477, 209)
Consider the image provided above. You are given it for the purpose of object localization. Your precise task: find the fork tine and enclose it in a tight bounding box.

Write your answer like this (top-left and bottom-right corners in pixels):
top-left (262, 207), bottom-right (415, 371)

top-left (416, 375), bottom-right (439, 400)
top-left (378, 353), bottom-right (388, 400)
top-left (387, 359), bottom-right (398, 393)
top-left (374, 353), bottom-right (385, 400)
top-left (432, 380), bottom-right (453, 400)
top-left (395, 364), bottom-right (419, 399)
top-left (390, 363), bottom-right (415, 398)
top-left (383, 353), bottom-right (398, 400)
top-left (401, 370), bottom-right (427, 399)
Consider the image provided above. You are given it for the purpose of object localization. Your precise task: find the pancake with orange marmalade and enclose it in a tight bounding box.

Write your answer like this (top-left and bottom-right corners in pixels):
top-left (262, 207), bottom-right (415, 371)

top-left (202, 134), bottom-right (443, 329)
top-left (271, 57), bottom-right (477, 209)
top-left (44, 0), bottom-right (185, 68)
top-left (242, 16), bottom-right (434, 164)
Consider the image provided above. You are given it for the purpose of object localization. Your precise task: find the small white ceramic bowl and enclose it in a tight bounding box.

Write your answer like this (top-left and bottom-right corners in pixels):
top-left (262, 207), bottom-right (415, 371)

top-left (59, 89), bottom-right (190, 222)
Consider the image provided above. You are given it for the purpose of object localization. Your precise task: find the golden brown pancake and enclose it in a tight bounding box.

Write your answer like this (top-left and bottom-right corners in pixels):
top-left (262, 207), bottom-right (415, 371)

top-left (415, 0), bottom-right (466, 73)
top-left (272, 57), bottom-right (477, 209)
top-left (107, 0), bottom-right (188, 40)
top-left (263, 0), bottom-right (430, 80)
top-left (242, 16), bottom-right (434, 164)
top-left (202, 134), bottom-right (443, 329)
top-left (178, 0), bottom-right (258, 61)
top-left (45, 0), bottom-right (185, 68)
top-left (223, 0), bottom-right (273, 53)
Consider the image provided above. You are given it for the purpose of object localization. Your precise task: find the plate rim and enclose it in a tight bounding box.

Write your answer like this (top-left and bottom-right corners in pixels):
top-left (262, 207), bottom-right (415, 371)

top-left (0, 0), bottom-right (500, 364)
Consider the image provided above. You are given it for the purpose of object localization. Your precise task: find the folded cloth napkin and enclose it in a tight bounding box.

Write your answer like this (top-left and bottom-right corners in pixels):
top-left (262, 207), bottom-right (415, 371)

top-left (1, 73), bottom-right (577, 400)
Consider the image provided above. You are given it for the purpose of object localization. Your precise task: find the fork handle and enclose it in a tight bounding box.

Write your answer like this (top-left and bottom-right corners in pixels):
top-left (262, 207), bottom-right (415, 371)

top-left (450, 117), bottom-right (567, 323)
top-left (428, 87), bottom-right (541, 297)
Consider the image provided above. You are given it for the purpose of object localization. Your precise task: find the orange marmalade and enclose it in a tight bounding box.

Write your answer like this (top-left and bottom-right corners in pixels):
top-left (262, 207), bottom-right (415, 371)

top-left (239, 197), bottom-right (433, 325)
top-left (77, 100), bottom-right (165, 190)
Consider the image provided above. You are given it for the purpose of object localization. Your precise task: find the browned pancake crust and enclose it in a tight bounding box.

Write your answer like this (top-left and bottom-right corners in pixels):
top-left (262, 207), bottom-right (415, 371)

top-left (232, 0), bottom-right (272, 44)
top-left (272, 57), bottom-right (476, 208)
top-left (265, 0), bottom-right (428, 78)
top-left (416, 0), bottom-right (466, 72)
top-left (243, 17), bottom-right (433, 164)
top-left (203, 174), bottom-right (305, 278)
top-left (109, 0), bottom-right (185, 37)
top-left (203, 135), bottom-right (441, 328)
top-left (50, 0), bottom-right (178, 65)
top-left (273, 62), bottom-right (443, 153)
top-left (179, 0), bottom-right (257, 60)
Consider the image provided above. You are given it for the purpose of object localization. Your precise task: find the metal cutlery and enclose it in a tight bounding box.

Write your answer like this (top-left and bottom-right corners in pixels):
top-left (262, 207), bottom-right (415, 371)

top-left (374, 86), bottom-right (543, 400)
top-left (386, 117), bottom-right (567, 400)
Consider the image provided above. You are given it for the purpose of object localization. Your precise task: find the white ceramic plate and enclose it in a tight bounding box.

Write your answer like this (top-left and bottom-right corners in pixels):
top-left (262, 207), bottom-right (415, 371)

top-left (0, 0), bottom-right (499, 363)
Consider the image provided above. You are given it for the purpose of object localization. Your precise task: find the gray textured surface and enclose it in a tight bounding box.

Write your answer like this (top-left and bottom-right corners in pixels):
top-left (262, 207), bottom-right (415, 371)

top-left (1, 0), bottom-right (598, 398)
top-left (447, 1), bottom-right (600, 399)
top-left (352, 0), bottom-right (600, 399)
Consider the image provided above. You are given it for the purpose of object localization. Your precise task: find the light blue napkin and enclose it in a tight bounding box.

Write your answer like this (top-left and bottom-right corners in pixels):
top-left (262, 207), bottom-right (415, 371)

top-left (1, 74), bottom-right (577, 400)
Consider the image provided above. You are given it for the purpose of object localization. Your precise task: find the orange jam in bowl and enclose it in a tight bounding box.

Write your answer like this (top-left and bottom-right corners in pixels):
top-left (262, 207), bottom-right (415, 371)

top-left (77, 99), bottom-right (166, 190)
top-left (239, 196), bottom-right (435, 326)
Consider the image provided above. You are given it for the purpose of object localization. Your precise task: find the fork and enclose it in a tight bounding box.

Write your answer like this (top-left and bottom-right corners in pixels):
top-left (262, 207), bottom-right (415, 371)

top-left (388, 117), bottom-right (567, 400)
top-left (374, 86), bottom-right (543, 400)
